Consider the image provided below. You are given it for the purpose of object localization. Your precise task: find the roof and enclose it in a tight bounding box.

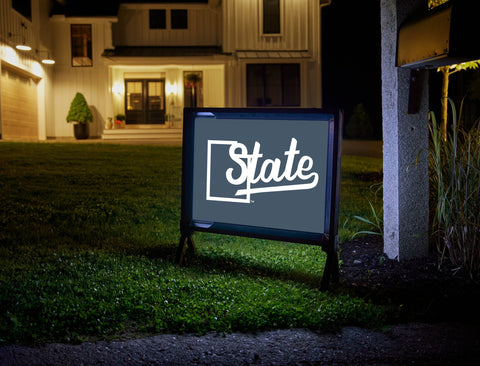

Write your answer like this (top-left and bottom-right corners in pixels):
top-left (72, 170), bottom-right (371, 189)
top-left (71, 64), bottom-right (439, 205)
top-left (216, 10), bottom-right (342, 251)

top-left (51, 0), bottom-right (209, 17)
top-left (120, 1), bottom-right (208, 3)
top-left (51, 0), bottom-right (120, 17)
top-left (102, 46), bottom-right (224, 58)
top-left (236, 51), bottom-right (312, 59)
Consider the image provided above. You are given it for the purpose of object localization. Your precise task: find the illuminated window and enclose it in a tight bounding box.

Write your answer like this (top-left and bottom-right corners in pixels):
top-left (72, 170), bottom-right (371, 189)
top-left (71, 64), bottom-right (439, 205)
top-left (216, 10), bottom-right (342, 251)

top-left (150, 9), bottom-right (166, 29)
top-left (71, 25), bottom-right (92, 67)
top-left (263, 0), bottom-right (280, 34)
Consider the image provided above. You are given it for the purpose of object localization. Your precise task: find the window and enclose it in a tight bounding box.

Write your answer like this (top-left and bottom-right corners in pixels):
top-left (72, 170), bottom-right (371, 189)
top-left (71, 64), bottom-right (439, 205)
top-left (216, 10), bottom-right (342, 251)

top-left (12, 0), bottom-right (31, 20)
top-left (171, 9), bottom-right (188, 29)
top-left (247, 64), bottom-right (300, 107)
top-left (71, 25), bottom-right (92, 67)
top-left (263, 0), bottom-right (280, 34)
top-left (149, 9), bottom-right (166, 29)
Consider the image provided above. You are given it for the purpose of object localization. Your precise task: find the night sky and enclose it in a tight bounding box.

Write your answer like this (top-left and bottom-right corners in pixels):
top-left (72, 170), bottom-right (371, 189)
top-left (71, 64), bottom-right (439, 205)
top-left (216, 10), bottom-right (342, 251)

top-left (322, 0), bottom-right (382, 139)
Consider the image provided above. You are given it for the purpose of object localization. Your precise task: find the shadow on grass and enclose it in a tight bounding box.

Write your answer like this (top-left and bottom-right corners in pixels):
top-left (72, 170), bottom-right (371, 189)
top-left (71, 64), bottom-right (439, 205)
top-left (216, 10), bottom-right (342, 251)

top-left (185, 249), bottom-right (324, 289)
top-left (120, 239), bottom-right (326, 289)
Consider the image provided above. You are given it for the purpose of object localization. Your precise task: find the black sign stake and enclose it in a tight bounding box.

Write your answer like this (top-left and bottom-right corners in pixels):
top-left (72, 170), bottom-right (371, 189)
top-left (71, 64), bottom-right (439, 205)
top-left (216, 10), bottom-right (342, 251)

top-left (176, 233), bottom-right (196, 266)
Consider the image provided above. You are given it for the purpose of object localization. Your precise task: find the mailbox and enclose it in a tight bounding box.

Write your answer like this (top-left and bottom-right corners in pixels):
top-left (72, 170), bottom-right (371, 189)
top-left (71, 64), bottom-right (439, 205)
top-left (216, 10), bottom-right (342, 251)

top-left (397, 1), bottom-right (480, 68)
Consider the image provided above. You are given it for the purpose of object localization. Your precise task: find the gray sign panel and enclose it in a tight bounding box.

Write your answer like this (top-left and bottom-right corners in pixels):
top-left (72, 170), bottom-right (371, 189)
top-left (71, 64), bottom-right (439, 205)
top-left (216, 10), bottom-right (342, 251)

top-left (192, 117), bottom-right (330, 234)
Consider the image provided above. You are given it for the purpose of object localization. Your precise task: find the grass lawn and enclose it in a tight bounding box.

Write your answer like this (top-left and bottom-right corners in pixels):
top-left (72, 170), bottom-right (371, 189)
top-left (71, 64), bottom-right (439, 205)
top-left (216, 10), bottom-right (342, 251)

top-left (0, 142), bottom-right (383, 344)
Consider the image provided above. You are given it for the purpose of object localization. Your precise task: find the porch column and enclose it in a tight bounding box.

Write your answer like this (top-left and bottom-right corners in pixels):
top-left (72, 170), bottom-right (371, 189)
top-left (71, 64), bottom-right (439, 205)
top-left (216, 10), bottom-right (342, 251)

top-left (381, 0), bottom-right (429, 260)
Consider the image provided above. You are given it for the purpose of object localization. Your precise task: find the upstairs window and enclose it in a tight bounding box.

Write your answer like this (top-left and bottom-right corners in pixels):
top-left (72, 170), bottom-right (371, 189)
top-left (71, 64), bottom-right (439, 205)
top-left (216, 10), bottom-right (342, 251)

top-left (171, 9), bottom-right (188, 29)
top-left (263, 0), bottom-right (280, 34)
top-left (12, 0), bottom-right (31, 21)
top-left (71, 25), bottom-right (92, 67)
top-left (149, 9), bottom-right (166, 29)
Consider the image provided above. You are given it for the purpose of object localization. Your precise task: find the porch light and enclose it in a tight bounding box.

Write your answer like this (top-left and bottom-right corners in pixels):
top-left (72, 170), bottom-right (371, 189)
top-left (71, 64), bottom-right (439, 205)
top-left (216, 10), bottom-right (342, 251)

top-left (112, 83), bottom-right (125, 95)
top-left (167, 82), bottom-right (178, 96)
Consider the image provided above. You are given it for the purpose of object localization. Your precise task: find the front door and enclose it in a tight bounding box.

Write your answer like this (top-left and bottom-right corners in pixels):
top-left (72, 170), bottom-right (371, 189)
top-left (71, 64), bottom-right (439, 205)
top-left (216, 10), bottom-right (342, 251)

top-left (125, 79), bottom-right (165, 124)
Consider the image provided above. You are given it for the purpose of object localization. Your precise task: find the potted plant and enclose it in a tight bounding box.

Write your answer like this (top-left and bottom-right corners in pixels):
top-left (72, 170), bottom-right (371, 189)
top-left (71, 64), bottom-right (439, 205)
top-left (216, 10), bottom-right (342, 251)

top-left (184, 72), bottom-right (202, 107)
top-left (66, 92), bottom-right (93, 139)
top-left (115, 114), bottom-right (126, 128)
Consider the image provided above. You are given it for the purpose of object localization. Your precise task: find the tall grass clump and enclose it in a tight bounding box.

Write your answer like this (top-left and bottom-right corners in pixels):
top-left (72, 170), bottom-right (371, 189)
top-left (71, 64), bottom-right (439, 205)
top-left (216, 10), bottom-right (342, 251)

top-left (429, 99), bottom-right (480, 279)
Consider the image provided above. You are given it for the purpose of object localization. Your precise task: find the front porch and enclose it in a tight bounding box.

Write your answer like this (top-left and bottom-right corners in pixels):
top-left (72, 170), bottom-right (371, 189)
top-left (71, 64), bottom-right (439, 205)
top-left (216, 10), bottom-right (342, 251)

top-left (102, 124), bottom-right (182, 144)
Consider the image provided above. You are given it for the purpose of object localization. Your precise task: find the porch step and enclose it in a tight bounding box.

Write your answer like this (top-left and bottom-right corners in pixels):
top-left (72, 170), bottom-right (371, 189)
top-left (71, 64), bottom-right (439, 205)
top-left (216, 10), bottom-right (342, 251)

top-left (102, 127), bottom-right (183, 142)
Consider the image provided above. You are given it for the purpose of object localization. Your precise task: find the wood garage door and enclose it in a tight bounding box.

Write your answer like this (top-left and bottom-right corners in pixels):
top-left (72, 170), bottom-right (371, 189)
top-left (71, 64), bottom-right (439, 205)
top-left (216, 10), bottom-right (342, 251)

top-left (1, 65), bottom-right (38, 139)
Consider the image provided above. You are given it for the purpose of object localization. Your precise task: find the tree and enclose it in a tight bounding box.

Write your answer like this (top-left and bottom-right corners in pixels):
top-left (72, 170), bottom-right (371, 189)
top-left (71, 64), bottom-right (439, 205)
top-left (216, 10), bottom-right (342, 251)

top-left (437, 61), bottom-right (480, 141)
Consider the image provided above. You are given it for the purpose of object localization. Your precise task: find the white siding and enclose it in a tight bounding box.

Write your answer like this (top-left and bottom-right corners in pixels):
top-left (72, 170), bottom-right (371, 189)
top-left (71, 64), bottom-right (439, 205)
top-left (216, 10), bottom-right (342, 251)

top-left (51, 19), bottom-right (112, 137)
top-left (222, 0), bottom-right (324, 108)
top-left (203, 67), bottom-right (225, 107)
top-left (223, 0), bottom-right (311, 52)
top-left (113, 5), bottom-right (220, 46)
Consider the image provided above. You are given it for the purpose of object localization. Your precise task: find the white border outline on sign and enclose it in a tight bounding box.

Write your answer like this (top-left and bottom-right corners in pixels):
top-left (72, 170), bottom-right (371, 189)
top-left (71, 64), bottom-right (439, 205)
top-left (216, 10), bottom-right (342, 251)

top-left (206, 140), bottom-right (251, 203)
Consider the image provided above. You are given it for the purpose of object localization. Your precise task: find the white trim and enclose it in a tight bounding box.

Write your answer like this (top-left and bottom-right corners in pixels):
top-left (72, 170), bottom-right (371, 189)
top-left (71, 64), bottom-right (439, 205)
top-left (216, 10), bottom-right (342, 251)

top-left (121, 3), bottom-right (209, 10)
top-left (103, 56), bottom-right (231, 66)
top-left (50, 15), bottom-right (118, 24)
top-left (236, 51), bottom-right (311, 60)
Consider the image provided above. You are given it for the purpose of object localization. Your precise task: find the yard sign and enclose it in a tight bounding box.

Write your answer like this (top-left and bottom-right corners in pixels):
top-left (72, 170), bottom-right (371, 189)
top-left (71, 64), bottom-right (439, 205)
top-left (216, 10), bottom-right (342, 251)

top-left (178, 108), bottom-right (342, 289)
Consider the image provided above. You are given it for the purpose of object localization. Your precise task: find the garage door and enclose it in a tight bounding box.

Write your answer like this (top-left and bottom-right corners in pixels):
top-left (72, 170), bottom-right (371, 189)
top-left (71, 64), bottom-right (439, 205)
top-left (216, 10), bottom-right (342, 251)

top-left (1, 64), bottom-right (38, 139)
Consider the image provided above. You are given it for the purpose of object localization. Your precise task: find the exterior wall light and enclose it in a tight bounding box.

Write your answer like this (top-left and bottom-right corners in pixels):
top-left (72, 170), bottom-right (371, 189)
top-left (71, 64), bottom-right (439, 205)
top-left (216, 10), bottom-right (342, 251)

top-left (9, 25), bottom-right (32, 51)
top-left (37, 50), bottom-right (55, 65)
top-left (16, 42), bottom-right (31, 51)
top-left (9, 33), bottom-right (32, 51)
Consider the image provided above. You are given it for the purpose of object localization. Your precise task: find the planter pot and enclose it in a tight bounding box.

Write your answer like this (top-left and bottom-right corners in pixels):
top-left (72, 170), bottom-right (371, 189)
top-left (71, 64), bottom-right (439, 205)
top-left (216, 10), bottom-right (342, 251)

top-left (74, 123), bottom-right (89, 140)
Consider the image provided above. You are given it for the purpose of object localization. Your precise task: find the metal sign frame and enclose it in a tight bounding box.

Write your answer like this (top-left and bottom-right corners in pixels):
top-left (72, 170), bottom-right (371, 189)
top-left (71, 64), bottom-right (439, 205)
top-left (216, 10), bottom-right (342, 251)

top-left (177, 108), bottom-right (343, 289)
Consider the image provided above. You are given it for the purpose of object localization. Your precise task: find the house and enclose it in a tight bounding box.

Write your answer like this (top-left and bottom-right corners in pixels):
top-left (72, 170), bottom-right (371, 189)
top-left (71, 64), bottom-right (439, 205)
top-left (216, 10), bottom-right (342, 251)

top-left (0, 0), bottom-right (331, 141)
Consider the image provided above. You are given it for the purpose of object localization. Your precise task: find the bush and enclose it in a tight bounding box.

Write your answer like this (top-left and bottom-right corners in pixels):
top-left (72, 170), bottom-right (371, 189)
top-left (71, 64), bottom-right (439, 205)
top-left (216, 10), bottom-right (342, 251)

top-left (66, 93), bottom-right (93, 124)
top-left (429, 99), bottom-right (480, 279)
top-left (345, 103), bottom-right (374, 140)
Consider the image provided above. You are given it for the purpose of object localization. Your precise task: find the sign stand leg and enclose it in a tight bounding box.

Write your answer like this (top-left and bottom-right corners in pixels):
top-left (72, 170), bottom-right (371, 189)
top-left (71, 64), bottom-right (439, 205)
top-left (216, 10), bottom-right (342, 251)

top-left (320, 243), bottom-right (340, 291)
top-left (176, 234), bottom-right (197, 266)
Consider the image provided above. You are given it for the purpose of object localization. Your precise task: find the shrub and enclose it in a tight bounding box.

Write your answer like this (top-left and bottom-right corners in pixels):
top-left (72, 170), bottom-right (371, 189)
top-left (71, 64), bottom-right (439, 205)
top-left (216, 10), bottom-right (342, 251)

top-left (66, 93), bottom-right (93, 124)
top-left (429, 99), bottom-right (480, 279)
top-left (345, 103), bottom-right (374, 140)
